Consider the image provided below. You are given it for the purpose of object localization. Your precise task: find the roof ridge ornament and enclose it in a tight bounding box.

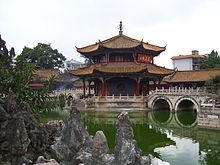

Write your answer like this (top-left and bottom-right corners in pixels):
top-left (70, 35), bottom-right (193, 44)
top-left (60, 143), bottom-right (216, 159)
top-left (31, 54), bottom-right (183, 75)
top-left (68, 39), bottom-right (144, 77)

top-left (119, 21), bottom-right (124, 35)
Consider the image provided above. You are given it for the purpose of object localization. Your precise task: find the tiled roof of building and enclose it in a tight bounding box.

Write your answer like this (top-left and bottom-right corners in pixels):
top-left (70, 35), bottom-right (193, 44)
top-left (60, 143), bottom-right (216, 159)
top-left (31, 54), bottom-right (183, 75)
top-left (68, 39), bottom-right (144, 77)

top-left (68, 67), bottom-right (94, 76)
top-left (77, 34), bottom-right (165, 54)
top-left (171, 54), bottom-right (207, 60)
top-left (146, 64), bottom-right (174, 75)
top-left (69, 63), bottom-right (174, 76)
top-left (163, 69), bottom-right (220, 83)
top-left (96, 64), bottom-right (147, 73)
top-left (33, 69), bottom-right (60, 81)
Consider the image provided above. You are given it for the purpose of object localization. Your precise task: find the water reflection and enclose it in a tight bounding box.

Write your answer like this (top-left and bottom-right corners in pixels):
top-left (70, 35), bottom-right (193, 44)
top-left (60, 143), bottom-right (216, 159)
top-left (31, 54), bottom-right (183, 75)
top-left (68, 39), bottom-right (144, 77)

top-left (151, 109), bottom-right (172, 126)
top-left (81, 110), bottom-right (220, 165)
top-left (175, 110), bottom-right (197, 128)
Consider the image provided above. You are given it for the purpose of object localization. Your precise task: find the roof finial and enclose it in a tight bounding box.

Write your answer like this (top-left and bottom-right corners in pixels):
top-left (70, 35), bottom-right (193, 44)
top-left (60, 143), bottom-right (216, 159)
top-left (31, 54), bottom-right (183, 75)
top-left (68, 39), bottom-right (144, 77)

top-left (119, 21), bottom-right (123, 35)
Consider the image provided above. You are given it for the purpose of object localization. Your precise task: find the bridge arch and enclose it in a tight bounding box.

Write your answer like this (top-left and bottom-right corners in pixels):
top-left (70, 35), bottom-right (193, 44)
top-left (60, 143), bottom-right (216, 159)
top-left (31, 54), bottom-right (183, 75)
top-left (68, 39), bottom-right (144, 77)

top-left (151, 96), bottom-right (173, 111)
top-left (174, 96), bottom-right (199, 112)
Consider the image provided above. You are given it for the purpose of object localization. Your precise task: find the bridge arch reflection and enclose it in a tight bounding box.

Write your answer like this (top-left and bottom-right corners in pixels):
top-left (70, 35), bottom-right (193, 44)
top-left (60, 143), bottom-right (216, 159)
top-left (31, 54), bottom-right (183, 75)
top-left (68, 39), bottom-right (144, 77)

top-left (149, 110), bottom-right (173, 126)
top-left (148, 111), bottom-right (197, 128)
top-left (174, 111), bottom-right (197, 128)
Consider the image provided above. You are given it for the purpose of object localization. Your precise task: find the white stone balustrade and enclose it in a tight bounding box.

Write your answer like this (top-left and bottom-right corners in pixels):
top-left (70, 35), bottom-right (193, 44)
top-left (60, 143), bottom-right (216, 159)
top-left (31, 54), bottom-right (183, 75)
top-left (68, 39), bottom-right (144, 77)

top-left (152, 87), bottom-right (206, 95)
top-left (94, 94), bottom-right (146, 102)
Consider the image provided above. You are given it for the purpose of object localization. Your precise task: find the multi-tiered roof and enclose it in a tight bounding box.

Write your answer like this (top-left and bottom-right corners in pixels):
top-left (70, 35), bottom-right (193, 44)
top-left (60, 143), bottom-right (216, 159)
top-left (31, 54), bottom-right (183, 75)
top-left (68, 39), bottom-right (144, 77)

top-left (71, 23), bottom-right (173, 77)
top-left (77, 33), bottom-right (166, 56)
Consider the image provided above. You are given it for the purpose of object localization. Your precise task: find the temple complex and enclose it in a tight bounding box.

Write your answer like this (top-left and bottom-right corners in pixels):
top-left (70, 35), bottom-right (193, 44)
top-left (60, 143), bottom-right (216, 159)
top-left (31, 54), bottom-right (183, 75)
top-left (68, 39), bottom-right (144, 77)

top-left (164, 69), bottom-right (220, 88)
top-left (69, 22), bottom-right (173, 99)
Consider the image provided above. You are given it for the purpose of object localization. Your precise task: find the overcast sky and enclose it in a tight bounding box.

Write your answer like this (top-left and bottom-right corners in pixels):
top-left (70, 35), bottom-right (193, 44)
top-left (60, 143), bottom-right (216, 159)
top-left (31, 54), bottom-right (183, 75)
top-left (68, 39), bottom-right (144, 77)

top-left (1, 0), bottom-right (220, 68)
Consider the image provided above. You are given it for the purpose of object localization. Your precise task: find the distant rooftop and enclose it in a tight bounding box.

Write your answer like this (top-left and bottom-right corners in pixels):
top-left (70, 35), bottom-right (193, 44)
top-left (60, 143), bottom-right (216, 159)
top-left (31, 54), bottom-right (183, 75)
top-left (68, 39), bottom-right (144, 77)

top-left (66, 59), bottom-right (83, 64)
top-left (163, 69), bottom-right (220, 83)
top-left (171, 50), bottom-right (208, 60)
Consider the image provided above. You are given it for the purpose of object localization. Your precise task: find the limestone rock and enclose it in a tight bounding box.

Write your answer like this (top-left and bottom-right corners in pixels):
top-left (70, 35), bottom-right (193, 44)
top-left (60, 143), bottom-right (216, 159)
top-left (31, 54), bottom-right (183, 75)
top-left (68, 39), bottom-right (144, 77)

top-left (52, 106), bottom-right (93, 164)
top-left (92, 131), bottom-right (109, 157)
top-left (113, 111), bottom-right (150, 165)
top-left (0, 94), bottom-right (63, 164)
top-left (0, 94), bottom-right (31, 165)
top-left (34, 156), bottom-right (60, 165)
top-left (0, 104), bottom-right (9, 122)
top-left (19, 101), bottom-right (37, 130)
top-left (45, 120), bottom-right (64, 140)
top-left (9, 117), bottom-right (30, 155)
top-left (4, 93), bottom-right (17, 115)
top-left (76, 130), bottom-right (114, 165)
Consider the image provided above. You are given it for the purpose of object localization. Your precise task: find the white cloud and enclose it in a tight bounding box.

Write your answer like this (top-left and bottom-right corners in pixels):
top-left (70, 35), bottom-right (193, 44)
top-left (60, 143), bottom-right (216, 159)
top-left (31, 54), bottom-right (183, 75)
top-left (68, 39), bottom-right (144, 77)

top-left (0, 0), bottom-right (219, 67)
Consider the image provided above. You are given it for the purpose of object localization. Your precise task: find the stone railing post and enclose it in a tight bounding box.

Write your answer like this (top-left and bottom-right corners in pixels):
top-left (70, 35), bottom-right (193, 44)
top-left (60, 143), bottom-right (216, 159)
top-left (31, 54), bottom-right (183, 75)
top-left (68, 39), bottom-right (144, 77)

top-left (212, 100), bottom-right (215, 112)
top-left (175, 86), bottom-right (177, 93)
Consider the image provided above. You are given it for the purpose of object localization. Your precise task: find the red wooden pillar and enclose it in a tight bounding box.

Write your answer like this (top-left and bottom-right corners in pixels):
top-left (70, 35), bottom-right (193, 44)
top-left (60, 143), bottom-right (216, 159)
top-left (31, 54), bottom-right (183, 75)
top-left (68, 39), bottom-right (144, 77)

top-left (153, 81), bottom-right (156, 90)
top-left (146, 79), bottom-right (149, 95)
top-left (88, 80), bottom-right (91, 96)
top-left (105, 81), bottom-right (108, 96)
top-left (95, 80), bottom-right (98, 96)
top-left (83, 78), bottom-right (86, 98)
top-left (101, 78), bottom-right (105, 96)
top-left (136, 78), bottom-right (140, 96)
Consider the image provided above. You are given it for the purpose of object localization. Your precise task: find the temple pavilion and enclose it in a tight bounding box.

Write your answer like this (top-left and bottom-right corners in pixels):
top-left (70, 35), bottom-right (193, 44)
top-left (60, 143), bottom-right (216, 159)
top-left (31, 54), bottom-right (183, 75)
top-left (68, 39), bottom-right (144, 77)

top-left (69, 22), bottom-right (174, 99)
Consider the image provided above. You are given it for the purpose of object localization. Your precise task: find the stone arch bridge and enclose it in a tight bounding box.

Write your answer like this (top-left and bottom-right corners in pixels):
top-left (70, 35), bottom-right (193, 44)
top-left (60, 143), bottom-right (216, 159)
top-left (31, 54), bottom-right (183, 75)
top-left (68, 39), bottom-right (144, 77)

top-left (51, 88), bottom-right (212, 111)
top-left (148, 88), bottom-right (211, 112)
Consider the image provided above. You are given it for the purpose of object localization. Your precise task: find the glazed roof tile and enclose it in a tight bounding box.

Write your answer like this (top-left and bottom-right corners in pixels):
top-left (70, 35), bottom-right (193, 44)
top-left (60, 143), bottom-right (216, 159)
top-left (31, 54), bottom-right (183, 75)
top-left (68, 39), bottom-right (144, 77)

top-left (163, 69), bottom-right (220, 83)
top-left (146, 64), bottom-right (174, 75)
top-left (33, 69), bottom-right (59, 81)
top-left (77, 34), bottom-right (165, 54)
top-left (68, 67), bottom-right (94, 76)
top-left (69, 63), bottom-right (174, 76)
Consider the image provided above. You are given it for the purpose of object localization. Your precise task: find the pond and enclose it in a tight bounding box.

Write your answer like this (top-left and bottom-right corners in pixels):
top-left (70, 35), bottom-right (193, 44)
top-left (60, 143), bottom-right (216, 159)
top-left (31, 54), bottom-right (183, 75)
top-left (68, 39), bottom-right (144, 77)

top-left (81, 110), bottom-right (220, 165)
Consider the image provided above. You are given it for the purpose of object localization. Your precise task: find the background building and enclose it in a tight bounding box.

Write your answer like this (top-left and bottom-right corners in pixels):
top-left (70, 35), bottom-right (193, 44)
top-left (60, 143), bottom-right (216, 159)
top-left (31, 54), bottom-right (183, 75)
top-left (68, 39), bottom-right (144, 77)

top-left (171, 50), bottom-right (207, 71)
top-left (163, 69), bottom-right (220, 88)
top-left (65, 59), bottom-right (85, 70)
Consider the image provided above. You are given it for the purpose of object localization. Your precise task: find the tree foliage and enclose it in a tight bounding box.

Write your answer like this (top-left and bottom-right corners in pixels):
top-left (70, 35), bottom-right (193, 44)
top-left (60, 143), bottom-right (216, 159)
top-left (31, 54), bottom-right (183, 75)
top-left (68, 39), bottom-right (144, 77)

top-left (19, 43), bottom-right (66, 69)
top-left (0, 35), bottom-right (59, 113)
top-left (205, 75), bottom-right (220, 95)
top-left (0, 35), bottom-right (15, 70)
top-left (200, 50), bottom-right (220, 69)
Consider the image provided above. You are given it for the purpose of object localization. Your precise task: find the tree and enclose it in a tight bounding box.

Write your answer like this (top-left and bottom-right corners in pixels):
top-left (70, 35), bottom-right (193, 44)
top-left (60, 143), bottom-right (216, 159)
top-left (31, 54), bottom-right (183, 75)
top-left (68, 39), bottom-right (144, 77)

top-left (200, 50), bottom-right (220, 69)
top-left (0, 34), bottom-right (17, 95)
top-left (205, 75), bottom-right (220, 95)
top-left (19, 43), bottom-right (66, 69)
top-left (0, 35), bottom-right (58, 113)
top-left (0, 35), bottom-right (15, 69)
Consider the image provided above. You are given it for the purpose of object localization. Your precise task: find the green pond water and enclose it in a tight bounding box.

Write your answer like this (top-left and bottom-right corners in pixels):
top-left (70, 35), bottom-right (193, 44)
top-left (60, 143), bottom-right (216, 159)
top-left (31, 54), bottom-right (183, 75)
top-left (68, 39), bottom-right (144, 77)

top-left (81, 110), bottom-right (220, 165)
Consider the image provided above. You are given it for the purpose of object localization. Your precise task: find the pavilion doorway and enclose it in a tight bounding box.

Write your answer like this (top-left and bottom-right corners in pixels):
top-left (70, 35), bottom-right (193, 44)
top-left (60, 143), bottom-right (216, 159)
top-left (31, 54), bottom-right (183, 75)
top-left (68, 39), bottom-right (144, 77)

top-left (107, 77), bottom-right (136, 96)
